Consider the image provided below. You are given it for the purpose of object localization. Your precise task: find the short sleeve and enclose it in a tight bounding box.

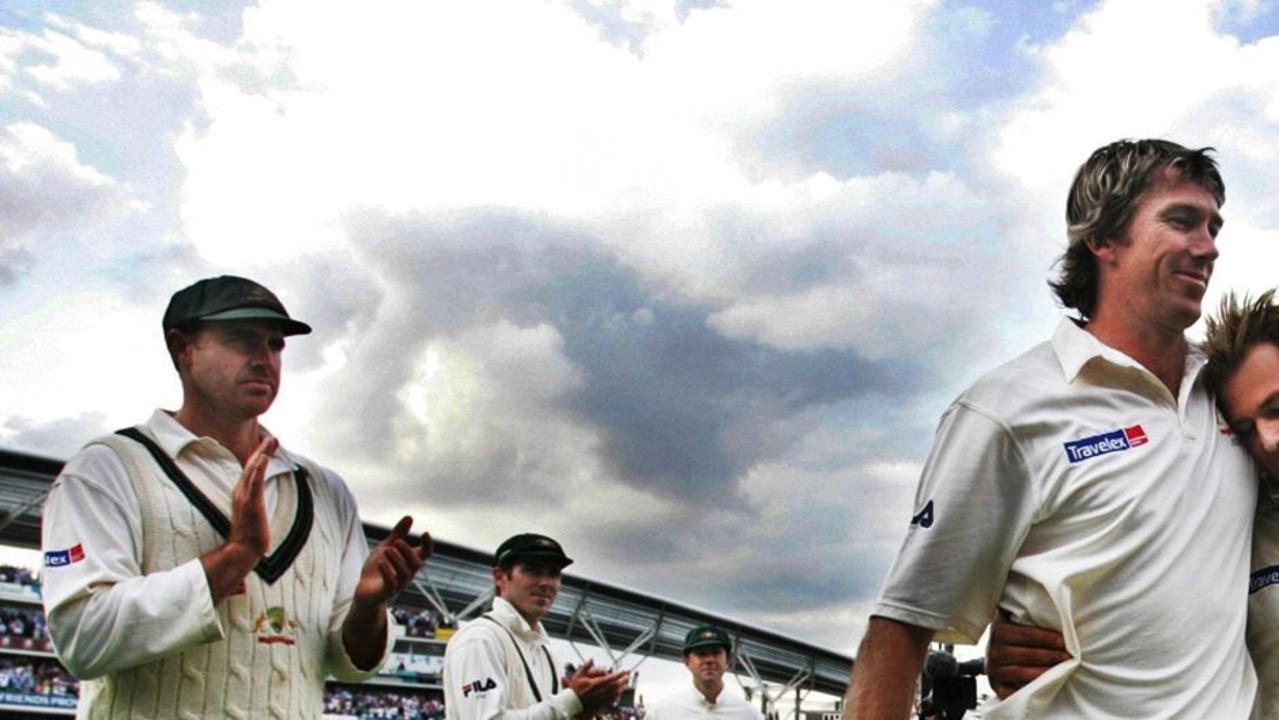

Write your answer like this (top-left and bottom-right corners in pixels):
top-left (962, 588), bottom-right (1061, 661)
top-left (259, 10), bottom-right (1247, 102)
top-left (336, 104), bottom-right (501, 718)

top-left (872, 400), bottom-right (1039, 644)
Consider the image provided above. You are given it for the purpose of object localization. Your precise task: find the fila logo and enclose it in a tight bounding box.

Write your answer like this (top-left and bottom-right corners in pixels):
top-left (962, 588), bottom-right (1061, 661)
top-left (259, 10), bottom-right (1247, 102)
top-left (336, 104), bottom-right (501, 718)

top-left (910, 500), bottom-right (935, 529)
top-left (463, 678), bottom-right (497, 697)
top-left (1063, 425), bottom-right (1148, 464)
top-left (44, 544), bottom-right (85, 567)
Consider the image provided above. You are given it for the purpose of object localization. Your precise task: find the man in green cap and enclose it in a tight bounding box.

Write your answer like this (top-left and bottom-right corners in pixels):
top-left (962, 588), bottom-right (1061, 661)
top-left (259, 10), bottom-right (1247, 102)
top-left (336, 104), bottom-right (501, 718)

top-left (444, 533), bottom-right (629, 720)
top-left (646, 625), bottom-right (763, 720)
top-left (40, 275), bottom-right (431, 718)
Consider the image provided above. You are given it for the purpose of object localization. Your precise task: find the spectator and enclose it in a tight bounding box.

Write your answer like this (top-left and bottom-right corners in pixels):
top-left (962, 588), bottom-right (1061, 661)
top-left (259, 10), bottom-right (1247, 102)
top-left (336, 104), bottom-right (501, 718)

top-left (0, 657), bottom-right (78, 697)
top-left (324, 685), bottom-right (443, 719)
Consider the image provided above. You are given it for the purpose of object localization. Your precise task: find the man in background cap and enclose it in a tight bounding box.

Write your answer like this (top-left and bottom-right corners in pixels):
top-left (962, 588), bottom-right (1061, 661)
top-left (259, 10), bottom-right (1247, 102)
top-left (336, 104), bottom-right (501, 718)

top-left (444, 533), bottom-right (629, 720)
top-left (41, 275), bottom-right (431, 718)
top-left (646, 626), bottom-right (763, 720)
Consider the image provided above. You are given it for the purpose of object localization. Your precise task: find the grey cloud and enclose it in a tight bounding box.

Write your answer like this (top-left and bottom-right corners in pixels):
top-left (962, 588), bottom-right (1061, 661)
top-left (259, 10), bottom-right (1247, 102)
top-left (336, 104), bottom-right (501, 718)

top-left (0, 247), bottom-right (30, 286)
top-left (573, 462), bottom-right (916, 618)
top-left (275, 257), bottom-right (386, 372)
top-left (307, 207), bottom-right (957, 633)
top-left (323, 209), bottom-right (926, 512)
top-left (0, 144), bottom-right (118, 286)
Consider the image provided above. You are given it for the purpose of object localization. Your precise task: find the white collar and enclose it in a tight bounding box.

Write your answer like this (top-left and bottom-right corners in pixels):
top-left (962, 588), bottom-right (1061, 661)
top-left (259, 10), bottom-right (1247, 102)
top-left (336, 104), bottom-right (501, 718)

top-left (489, 596), bottom-right (545, 640)
top-left (145, 408), bottom-right (297, 476)
top-left (1049, 317), bottom-right (1206, 390)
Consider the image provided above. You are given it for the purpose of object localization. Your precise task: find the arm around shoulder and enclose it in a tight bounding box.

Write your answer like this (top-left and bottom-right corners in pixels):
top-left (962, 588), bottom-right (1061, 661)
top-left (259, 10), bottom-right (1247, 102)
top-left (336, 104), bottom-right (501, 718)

top-left (842, 617), bottom-right (934, 720)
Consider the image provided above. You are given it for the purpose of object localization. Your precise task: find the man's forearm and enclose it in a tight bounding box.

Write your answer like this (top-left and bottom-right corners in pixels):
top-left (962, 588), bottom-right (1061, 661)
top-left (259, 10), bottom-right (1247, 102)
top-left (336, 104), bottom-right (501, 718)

top-left (199, 541), bottom-right (260, 605)
top-left (342, 600), bottom-right (389, 671)
top-left (843, 617), bottom-right (934, 720)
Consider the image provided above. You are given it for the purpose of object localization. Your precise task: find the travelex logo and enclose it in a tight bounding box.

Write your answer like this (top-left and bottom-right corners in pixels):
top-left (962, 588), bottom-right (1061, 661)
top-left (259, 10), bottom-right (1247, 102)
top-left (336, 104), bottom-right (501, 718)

top-left (1063, 425), bottom-right (1148, 464)
top-left (1222, 425), bottom-right (1243, 446)
top-left (1252, 564), bottom-right (1279, 595)
top-left (44, 544), bottom-right (84, 568)
top-left (463, 678), bottom-right (497, 697)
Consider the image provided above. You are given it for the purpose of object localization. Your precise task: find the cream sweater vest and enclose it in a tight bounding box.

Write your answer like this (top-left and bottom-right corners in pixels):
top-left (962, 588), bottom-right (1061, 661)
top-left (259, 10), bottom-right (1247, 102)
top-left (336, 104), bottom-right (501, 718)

top-left (80, 429), bottom-right (347, 720)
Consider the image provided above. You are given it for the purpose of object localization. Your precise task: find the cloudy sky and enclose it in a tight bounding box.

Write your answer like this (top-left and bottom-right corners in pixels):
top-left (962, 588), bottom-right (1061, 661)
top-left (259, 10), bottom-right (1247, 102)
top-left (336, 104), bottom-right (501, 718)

top-left (5, 0), bottom-right (1279, 668)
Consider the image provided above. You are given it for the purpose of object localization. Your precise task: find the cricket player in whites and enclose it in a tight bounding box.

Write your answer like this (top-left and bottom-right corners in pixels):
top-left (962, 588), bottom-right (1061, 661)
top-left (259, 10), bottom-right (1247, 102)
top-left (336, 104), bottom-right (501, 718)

top-left (646, 625), bottom-right (763, 720)
top-left (845, 139), bottom-right (1257, 718)
top-left (444, 533), bottom-right (628, 720)
top-left (41, 275), bottom-right (431, 718)
top-left (985, 289), bottom-right (1279, 718)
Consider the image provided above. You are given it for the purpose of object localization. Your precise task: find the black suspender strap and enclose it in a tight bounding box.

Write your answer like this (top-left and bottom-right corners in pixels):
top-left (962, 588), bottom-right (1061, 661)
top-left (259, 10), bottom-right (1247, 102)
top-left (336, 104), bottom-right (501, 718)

top-left (481, 615), bottom-right (557, 702)
top-left (114, 427), bottom-right (314, 584)
top-left (541, 644), bottom-right (555, 691)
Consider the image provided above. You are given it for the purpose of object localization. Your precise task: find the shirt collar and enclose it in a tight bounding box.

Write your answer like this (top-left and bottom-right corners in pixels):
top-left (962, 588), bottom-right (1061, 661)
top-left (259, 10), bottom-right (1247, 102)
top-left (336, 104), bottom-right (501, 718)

top-left (1050, 316), bottom-right (1206, 388)
top-left (145, 408), bottom-right (295, 476)
top-left (685, 683), bottom-right (722, 707)
top-left (490, 596), bottom-right (543, 639)
top-left (145, 409), bottom-right (201, 457)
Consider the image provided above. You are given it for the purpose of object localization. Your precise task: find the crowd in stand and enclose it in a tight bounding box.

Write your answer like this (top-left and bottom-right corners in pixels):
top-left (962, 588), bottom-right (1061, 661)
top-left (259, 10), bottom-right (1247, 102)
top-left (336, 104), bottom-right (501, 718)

top-left (324, 686), bottom-right (444, 719)
top-left (0, 565), bottom-right (38, 590)
top-left (392, 606), bottom-right (445, 638)
top-left (607, 706), bottom-right (646, 720)
top-left (0, 606), bottom-right (47, 641)
top-left (0, 657), bottom-right (78, 696)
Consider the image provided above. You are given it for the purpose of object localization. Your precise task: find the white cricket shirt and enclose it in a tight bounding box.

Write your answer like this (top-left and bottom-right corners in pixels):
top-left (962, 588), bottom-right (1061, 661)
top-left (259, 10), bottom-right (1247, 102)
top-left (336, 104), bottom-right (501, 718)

top-left (444, 597), bottom-right (582, 720)
top-left (646, 684), bottom-right (764, 720)
top-left (874, 318), bottom-right (1257, 718)
top-left (40, 409), bottom-right (390, 685)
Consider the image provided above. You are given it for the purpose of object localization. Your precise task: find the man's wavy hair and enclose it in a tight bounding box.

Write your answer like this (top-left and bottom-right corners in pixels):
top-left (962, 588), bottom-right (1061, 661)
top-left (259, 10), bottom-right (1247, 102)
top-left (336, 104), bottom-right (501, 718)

top-left (1051, 139), bottom-right (1225, 319)
top-left (1203, 289), bottom-right (1279, 400)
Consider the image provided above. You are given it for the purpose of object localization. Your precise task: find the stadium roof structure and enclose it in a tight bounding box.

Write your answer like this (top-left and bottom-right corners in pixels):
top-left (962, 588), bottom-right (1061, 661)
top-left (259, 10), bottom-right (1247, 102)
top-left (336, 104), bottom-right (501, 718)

top-left (0, 447), bottom-right (853, 709)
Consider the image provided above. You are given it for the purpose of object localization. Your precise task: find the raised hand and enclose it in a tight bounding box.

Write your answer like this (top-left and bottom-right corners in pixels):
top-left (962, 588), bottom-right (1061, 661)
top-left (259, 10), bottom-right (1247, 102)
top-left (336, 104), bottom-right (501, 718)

top-left (202, 434), bottom-right (277, 603)
top-left (354, 515), bottom-right (432, 608)
top-left (567, 659), bottom-right (629, 718)
top-left (228, 435), bottom-right (277, 559)
top-left (342, 515), bottom-right (433, 671)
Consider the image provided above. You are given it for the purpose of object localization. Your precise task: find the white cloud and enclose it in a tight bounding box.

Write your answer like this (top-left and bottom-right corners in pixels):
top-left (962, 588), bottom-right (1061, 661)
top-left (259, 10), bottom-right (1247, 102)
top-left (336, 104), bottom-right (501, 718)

top-left (0, 289), bottom-right (177, 434)
top-left (994, 0), bottom-right (1240, 199)
top-left (169, 0), bottom-right (939, 278)
top-left (45, 13), bottom-right (144, 57)
top-left (0, 26), bottom-right (123, 94)
top-left (0, 122), bottom-right (125, 272)
top-left (0, 121), bottom-right (112, 185)
top-left (702, 170), bottom-right (997, 355)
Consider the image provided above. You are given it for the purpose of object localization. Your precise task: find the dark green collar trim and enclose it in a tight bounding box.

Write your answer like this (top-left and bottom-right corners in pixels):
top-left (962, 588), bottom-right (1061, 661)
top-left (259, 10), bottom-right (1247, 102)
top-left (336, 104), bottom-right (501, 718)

top-left (115, 427), bottom-right (314, 585)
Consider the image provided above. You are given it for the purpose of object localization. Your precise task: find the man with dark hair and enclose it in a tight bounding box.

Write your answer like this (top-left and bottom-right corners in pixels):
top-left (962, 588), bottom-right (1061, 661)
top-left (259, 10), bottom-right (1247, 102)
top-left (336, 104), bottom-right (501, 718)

top-left (844, 139), bottom-right (1255, 718)
top-left (443, 533), bottom-right (628, 720)
top-left (1050, 138), bottom-right (1226, 317)
top-left (40, 275), bottom-right (431, 718)
top-left (646, 626), bottom-right (762, 720)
